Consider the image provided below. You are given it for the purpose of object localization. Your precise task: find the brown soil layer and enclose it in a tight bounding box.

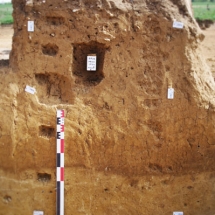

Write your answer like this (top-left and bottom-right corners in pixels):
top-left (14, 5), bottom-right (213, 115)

top-left (0, 0), bottom-right (215, 214)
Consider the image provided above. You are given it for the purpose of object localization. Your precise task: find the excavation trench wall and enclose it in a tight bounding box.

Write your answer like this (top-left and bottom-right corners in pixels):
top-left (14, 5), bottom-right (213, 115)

top-left (0, 0), bottom-right (215, 214)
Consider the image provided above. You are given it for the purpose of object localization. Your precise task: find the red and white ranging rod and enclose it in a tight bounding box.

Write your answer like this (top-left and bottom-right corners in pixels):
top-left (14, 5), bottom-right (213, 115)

top-left (56, 110), bottom-right (65, 215)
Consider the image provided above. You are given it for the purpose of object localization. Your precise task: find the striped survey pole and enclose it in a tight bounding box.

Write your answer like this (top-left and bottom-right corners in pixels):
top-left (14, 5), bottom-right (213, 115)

top-left (56, 110), bottom-right (65, 215)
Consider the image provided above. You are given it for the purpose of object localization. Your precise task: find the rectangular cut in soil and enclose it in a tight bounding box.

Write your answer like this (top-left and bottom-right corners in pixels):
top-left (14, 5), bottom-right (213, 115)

top-left (72, 42), bottom-right (107, 86)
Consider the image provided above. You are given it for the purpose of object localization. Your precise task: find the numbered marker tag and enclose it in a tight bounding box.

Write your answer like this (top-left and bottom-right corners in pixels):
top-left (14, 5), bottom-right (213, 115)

top-left (28, 21), bottom-right (34, 32)
top-left (173, 212), bottom-right (183, 215)
top-left (33, 211), bottom-right (44, 215)
top-left (87, 55), bottom-right (97, 71)
top-left (167, 88), bottom-right (174, 99)
top-left (173, 21), bottom-right (184, 29)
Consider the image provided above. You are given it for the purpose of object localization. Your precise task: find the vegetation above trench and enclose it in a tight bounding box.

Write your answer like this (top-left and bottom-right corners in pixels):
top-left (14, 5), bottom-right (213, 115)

top-left (0, 2), bottom-right (215, 25)
top-left (0, 3), bottom-right (13, 25)
top-left (192, 1), bottom-right (215, 21)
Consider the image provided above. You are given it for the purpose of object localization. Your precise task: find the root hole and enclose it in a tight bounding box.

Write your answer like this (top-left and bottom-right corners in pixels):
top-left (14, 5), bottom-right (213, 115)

top-left (42, 43), bottom-right (59, 56)
top-left (39, 125), bottom-right (55, 138)
top-left (47, 16), bottom-right (65, 25)
top-left (37, 173), bottom-right (51, 182)
top-left (3, 195), bottom-right (12, 203)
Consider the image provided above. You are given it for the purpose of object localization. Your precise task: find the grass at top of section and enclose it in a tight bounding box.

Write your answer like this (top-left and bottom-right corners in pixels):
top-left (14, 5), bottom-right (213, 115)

top-left (192, 2), bottom-right (215, 21)
top-left (0, 2), bottom-right (215, 24)
top-left (0, 3), bottom-right (13, 25)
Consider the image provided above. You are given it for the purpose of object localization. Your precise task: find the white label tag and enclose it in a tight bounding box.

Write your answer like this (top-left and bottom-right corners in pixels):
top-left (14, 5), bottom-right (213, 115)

top-left (28, 21), bottom-right (34, 32)
top-left (173, 21), bottom-right (184, 29)
top-left (173, 212), bottom-right (183, 215)
top-left (25, 85), bottom-right (36, 94)
top-left (87, 55), bottom-right (97, 71)
top-left (33, 211), bottom-right (44, 215)
top-left (167, 88), bottom-right (174, 99)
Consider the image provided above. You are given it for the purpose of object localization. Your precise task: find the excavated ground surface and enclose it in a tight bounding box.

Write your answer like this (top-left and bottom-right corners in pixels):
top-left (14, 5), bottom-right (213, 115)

top-left (0, 0), bottom-right (215, 214)
top-left (201, 23), bottom-right (215, 77)
top-left (0, 25), bottom-right (13, 62)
